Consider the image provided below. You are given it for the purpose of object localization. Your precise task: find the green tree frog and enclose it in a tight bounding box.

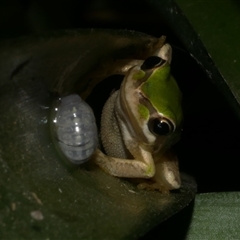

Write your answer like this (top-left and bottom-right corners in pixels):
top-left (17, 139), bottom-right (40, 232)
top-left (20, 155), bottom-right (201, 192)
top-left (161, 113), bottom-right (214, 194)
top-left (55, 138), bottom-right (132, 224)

top-left (93, 41), bottom-right (183, 193)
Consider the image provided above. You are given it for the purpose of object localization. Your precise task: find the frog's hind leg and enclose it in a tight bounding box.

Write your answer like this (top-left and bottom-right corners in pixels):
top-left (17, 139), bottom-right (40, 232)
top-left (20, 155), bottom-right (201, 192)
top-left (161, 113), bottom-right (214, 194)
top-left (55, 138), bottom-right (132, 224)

top-left (154, 150), bottom-right (181, 190)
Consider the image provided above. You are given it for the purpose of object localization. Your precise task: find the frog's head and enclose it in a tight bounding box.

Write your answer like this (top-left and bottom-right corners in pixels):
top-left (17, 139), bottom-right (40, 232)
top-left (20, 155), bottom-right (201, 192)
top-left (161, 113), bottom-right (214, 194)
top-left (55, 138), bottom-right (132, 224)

top-left (117, 44), bottom-right (183, 152)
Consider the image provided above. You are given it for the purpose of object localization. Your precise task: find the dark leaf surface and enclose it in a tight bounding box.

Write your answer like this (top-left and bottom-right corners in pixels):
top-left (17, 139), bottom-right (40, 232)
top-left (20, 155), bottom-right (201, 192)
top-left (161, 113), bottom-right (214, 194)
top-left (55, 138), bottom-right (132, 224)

top-left (0, 29), bottom-right (196, 239)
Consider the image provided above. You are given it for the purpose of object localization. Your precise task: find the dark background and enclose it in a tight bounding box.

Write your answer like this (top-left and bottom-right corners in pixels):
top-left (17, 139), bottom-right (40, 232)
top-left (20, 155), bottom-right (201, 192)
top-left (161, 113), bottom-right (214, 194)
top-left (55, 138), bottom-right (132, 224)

top-left (0, 0), bottom-right (169, 38)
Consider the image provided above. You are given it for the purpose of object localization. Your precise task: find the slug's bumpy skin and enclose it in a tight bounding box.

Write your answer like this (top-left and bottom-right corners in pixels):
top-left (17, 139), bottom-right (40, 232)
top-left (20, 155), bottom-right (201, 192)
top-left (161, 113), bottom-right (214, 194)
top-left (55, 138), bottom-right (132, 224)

top-left (53, 94), bottom-right (98, 164)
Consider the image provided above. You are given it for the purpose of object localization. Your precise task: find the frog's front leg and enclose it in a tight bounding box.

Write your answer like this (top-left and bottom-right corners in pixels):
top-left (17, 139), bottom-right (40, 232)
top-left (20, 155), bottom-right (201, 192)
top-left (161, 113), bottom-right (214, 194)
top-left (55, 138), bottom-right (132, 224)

top-left (93, 148), bottom-right (180, 193)
top-left (94, 146), bottom-right (155, 178)
top-left (153, 150), bottom-right (181, 189)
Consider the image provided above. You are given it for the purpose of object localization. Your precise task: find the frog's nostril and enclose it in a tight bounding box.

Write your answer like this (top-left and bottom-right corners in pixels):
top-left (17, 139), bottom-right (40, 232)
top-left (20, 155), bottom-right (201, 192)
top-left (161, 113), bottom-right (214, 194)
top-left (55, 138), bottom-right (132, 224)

top-left (141, 56), bottom-right (165, 70)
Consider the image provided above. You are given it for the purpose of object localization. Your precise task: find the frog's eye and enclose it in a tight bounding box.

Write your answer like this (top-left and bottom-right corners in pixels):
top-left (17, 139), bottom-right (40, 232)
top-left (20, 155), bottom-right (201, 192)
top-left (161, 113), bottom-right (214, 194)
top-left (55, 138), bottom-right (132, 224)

top-left (148, 118), bottom-right (174, 136)
top-left (141, 56), bottom-right (165, 70)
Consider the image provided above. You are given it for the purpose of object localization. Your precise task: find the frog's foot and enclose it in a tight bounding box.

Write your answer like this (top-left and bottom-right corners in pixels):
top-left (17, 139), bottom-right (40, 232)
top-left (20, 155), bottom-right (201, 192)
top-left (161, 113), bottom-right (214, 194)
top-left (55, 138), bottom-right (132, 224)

top-left (137, 181), bottom-right (170, 194)
top-left (130, 178), bottom-right (170, 193)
